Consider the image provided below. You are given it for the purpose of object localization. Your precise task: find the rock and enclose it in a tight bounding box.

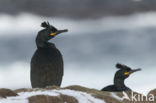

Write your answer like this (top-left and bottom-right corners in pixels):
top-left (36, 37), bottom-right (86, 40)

top-left (28, 94), bottom-right (78, 103)
top-left (64, 85), bottom-right (122, 103)
top-left (0, 88), bottom-right (17, 98)
top-left (15, 86), bottom-right (60, 94)
top-left (15, 88), bottom-right (32, 93)
top-left (29, 95), bottom-right (62, 103)
top-left (0, 85), bottom-right (155, 103)
top-left (148, 89), bottom-right (156, 97)
top-left (148, 89), bottom-right (156, 103)
top-left (60, 94), bottom-right (78, 103)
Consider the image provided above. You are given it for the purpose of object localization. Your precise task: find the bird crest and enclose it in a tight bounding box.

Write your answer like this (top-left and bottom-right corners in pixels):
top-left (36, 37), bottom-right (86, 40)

top-left (41, 21), bottom-right (58, 32)
top-left (41, 21), bottom-right (51, 29)
top-left (116, 63), bottom-right (131, 71)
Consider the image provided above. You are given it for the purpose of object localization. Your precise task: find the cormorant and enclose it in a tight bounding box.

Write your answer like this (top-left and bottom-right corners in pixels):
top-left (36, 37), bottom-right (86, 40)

top-left (31, 21), bottom-right (68, 88)
top-left (101, 63), bottom-right (141, 92)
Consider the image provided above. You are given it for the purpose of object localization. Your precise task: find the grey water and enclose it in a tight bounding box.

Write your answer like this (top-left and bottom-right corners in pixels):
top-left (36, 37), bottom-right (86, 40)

top-left (0, 13), bottom-right (155, 94)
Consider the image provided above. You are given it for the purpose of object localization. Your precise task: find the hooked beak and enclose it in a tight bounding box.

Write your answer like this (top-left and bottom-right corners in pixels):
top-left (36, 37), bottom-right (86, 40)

top-left (130, 68), bottom-right (142, 74)
top-left (50, 29), bottom-right (68, 36)
top-left (55, 29), bottom-right (68, 35)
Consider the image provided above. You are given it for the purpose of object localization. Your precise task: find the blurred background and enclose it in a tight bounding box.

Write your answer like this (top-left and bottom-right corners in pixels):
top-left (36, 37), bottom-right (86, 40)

top-left (0, 0), bottom-right (156, 95)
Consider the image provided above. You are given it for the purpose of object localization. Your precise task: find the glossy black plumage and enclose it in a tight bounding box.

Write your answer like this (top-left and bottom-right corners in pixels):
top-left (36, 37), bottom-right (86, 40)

top-left (101, 63), bottom-right (141, 92)
top-left (31, 22), bottom-right (68, 88)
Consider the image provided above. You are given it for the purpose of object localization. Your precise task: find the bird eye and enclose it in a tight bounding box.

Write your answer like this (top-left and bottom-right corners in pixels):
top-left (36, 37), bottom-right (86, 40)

top-left (124, 72), bottom-right (130, 75)
top-left (50, 33), bottom-right (56, 36)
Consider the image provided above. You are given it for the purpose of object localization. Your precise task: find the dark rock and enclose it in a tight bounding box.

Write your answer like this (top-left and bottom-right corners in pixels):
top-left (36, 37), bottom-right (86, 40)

top-left (28, 94), bottom-right (78, 103)
top-left (0, 86), bottom-right (155, 103)
top-left (29, 95), bottom-right (62, 103)
top-left (0, 88), bottom-right (17, 98)
top-left (60, 94), bottom-right (78, 103)
top-left (14, 88), bottom-right (32, 93)
top-left (148, 89), bottom-right (156, 103)
top-left (148, 89), bottom-right (156, 96)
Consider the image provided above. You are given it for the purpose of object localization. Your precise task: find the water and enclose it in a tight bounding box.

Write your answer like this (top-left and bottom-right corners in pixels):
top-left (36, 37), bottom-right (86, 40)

top-left (0, 12), bottom-right (156, 95)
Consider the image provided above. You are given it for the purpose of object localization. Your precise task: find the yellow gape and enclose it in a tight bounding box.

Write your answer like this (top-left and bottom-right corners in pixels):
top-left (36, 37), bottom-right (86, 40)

top-left (124, 72), bottom-right (130, 75)
top-left (50, 33), bottom-right (56, 36)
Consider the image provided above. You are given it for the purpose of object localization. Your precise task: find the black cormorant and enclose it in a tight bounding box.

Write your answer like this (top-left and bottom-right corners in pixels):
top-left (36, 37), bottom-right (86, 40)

top-left (31, 21), bottom-right (68, 88)
top-left (101, 63), bottom-right (141, 92)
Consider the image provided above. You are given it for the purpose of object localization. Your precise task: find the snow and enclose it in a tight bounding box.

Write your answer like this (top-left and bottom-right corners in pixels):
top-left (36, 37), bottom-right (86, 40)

top-left (17, 91), bottom-right (59, 98)
top-left (0, 99), bottom-right (28, 103)
top-left (110, 92), bottom-right (123, 101)
top-left (54, 89), bottom-right (105, 103)
top-left (0, 90), bottom-right (59, 103)
top-left (0, 89), bottom-right (105, 103)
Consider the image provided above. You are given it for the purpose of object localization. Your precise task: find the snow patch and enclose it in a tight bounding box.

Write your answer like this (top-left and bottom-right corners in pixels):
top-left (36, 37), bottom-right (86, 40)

top-left (110, 92), bottom-right (123, 101)
top-left (0, 90), bottom-right (59, 103)
top-left (53, 89), bottom-right (105, 103)
top-left (0, 89), bottom-right (105, 103)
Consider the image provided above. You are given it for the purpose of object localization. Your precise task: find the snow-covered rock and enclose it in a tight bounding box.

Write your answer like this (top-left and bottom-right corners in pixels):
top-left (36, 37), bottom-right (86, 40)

top-left (0, 85), bottom-right (155, 103)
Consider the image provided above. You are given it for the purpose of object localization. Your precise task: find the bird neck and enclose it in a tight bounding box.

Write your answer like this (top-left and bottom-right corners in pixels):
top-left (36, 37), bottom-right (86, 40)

top-left (114, 77), bottom-right (126, 89)
top-left (36, 40), bottom-right (55, 48)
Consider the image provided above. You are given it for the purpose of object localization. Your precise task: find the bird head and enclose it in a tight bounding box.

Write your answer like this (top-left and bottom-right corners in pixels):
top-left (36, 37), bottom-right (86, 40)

top-left (115, 63), bottom-right (141, 79)
top-left (36, 21), bottom-right (68, 48)
top-left (40, 21), bottom-right (68, 40)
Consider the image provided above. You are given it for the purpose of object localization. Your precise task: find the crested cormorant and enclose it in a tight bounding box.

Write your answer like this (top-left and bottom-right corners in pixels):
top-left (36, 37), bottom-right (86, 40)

top-left (101, 63), bottom-right (141, 92)
top-left (31, 21), bottom-right (68, 88)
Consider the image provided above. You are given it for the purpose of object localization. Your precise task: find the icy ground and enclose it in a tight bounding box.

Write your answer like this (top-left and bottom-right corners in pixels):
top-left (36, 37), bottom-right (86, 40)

top-left (0, 89), bottom-right (105, 103)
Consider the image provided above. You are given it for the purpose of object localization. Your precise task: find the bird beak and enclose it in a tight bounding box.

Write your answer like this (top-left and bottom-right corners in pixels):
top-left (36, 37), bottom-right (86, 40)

top-left (130, 68), bottom-right (142, 74)
top-left (55, 29), bottom-right (68, 35)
